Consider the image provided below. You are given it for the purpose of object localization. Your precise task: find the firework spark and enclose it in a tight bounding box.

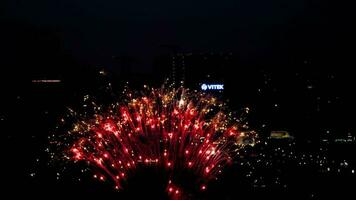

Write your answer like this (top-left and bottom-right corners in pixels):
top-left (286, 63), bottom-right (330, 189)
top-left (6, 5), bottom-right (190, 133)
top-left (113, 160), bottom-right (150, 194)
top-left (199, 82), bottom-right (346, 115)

top-left (52, 86), bottom-right (256, 198)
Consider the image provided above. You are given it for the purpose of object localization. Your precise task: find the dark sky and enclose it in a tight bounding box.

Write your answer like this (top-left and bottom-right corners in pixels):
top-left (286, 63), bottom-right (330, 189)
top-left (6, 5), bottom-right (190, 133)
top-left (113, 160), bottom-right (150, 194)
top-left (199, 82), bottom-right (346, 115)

top-left (3, 0), bottom-right (354, 68)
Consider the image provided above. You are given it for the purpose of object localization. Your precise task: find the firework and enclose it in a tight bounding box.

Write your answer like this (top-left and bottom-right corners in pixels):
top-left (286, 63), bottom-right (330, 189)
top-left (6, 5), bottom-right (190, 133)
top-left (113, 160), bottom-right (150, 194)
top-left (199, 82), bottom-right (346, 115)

top-left (52, 86), bottom-right (256, 198)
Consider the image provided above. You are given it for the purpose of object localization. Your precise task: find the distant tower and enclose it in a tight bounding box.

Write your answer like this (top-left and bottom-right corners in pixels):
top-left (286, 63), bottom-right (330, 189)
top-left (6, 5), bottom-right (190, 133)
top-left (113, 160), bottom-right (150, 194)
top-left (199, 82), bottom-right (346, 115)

top-left (159, 45), bottom-right (185, 87)
top-left (172, 53), bottom-right (185, 87)
top-left (112, 54), bottom-right (134, 77)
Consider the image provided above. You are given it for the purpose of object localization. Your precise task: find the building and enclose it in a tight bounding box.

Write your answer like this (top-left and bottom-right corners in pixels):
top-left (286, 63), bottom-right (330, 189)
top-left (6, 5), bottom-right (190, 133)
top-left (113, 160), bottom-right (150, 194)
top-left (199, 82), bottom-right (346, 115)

top-left (269, 131), bottom-right (294, 140)
top-left (153, 51), bottom-right (235, 92)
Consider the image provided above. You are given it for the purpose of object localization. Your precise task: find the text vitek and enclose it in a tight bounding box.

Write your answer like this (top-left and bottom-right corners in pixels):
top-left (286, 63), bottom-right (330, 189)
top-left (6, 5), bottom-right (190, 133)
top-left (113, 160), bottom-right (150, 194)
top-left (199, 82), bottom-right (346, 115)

top-left (201, 84), bottom-right (224, 90)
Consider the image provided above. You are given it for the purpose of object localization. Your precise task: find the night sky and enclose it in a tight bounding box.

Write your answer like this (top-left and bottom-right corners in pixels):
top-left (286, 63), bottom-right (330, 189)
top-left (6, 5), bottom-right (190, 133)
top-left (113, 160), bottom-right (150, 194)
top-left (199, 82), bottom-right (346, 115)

top-left (1, 0), bottom-right (355, 199)
top-left (3, 0), bottom-right (354, 67)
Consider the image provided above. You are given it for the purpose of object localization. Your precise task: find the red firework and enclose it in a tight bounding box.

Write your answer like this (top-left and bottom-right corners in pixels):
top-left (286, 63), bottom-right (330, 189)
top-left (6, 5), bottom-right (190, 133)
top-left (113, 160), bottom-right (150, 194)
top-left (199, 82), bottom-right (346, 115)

top-left (55, 86), bottom-right (256, 198)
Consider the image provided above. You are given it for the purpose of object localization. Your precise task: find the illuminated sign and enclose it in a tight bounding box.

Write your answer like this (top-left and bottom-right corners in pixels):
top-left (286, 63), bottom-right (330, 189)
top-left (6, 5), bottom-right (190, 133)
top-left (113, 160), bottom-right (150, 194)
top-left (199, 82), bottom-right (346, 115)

top-left (201, 84), bottom-right (224, 91)
top-left (32, 80), bottom-right (61, 83)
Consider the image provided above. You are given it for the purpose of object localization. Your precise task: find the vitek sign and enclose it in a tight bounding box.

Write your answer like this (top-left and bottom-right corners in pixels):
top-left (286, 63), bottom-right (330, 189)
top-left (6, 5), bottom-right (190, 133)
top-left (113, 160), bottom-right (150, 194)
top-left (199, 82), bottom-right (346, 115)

top-left (201, 84), bottom-right (224, 91)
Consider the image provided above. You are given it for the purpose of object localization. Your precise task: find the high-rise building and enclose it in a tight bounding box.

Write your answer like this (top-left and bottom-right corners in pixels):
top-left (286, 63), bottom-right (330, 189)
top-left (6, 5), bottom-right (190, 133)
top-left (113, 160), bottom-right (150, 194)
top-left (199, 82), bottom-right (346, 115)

top-left (153, 51), bottom-right (235, 91)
